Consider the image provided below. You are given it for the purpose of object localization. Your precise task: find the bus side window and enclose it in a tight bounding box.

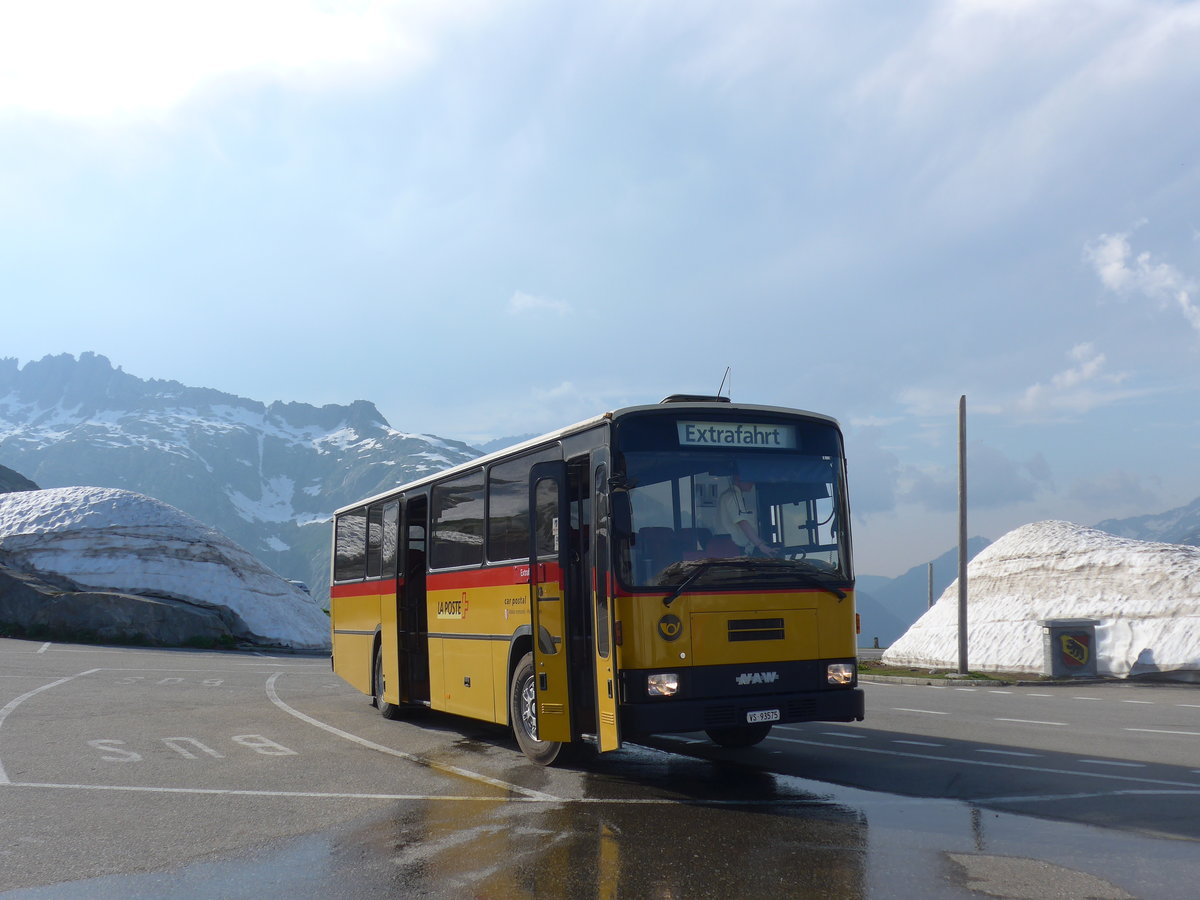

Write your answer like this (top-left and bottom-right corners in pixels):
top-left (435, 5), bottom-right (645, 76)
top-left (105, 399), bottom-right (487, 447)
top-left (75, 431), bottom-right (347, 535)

top-left (430, 469), bottom-right (485, 569)
top-left (381, 500), bottom-right (399, 579)
top-left (333, 507), bottom-right (367, 582)
top-left (366, 504), bottom-right (385, 578)
top-left (486, 448), bottom-right (559, 563)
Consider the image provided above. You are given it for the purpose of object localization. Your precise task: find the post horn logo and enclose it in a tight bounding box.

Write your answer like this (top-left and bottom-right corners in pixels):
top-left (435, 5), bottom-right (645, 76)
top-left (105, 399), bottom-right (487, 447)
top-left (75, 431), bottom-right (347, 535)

top-left (657, 614), bottom-right (682, 642)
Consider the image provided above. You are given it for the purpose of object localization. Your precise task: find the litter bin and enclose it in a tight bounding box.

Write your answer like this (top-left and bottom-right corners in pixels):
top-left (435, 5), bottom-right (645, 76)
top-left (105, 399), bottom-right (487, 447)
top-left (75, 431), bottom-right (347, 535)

top-left (1041, 618), bottom-right (1099, 678)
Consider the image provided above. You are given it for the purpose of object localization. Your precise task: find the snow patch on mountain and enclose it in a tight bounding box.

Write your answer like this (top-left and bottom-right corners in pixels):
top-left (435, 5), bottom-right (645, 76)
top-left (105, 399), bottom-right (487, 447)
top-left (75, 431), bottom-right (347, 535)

top-left (0, 487), bottom-right (330, 649)
top-left (883, 521), bottom-right (1200, 680)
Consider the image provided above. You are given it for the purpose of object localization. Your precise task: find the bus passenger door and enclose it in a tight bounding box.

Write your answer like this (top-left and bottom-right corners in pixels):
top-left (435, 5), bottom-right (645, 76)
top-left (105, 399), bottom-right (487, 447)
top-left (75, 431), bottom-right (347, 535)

top-left (592, 459), bottom-right (621, 752)
top-left (400, 497), bottom-right (430, 704)
top-left (529, 461), bottom-right (573, 743)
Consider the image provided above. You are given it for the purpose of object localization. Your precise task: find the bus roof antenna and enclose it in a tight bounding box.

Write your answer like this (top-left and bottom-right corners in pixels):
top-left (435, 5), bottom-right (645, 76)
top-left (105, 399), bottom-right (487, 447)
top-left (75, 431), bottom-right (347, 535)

top-left (717, 367), bottom-right (731, 400)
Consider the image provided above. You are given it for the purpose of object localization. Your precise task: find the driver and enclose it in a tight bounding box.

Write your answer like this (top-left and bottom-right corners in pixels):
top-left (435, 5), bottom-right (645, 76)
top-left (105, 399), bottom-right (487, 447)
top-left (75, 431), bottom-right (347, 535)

top-left (719, 471), bottom-right (778, 557)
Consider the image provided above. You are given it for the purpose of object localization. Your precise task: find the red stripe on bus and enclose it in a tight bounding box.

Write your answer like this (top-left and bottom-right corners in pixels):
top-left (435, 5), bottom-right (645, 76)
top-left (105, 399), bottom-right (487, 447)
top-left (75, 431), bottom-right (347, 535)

top-left (329, 579), bottom-right (397, 599)
top-left (427, 564), bottom-right (540, 591)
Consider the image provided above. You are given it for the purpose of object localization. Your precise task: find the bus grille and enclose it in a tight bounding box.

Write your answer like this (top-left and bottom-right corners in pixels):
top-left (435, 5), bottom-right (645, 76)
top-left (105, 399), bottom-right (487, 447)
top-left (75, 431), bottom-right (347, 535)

top-left (787, 698), bottom-right (817, 718)
top-left (727, 618), bottom-right (785, 642)
top-left (703, 706), bottom-right (739, 727)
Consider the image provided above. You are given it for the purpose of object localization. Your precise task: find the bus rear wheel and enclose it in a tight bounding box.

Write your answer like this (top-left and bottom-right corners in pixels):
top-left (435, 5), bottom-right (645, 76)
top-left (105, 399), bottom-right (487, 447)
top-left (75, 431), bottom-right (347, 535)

top-left (373, 648), bottom-right (404, 720)
top-left (704, 724), bottom-right (772, 748)
top-left (510, 652), bottom-right (565, 766)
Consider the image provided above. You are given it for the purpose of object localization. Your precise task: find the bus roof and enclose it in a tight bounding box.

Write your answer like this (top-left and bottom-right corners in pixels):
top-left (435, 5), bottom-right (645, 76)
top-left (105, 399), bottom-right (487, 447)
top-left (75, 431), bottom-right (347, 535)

top-left (333, 400), bottom-right (841, 516)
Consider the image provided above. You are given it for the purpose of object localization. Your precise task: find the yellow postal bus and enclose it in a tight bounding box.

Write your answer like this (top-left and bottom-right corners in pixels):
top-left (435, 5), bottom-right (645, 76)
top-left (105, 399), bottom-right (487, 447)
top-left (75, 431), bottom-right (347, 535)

top-left (329, 395), bottom-right (864, 764)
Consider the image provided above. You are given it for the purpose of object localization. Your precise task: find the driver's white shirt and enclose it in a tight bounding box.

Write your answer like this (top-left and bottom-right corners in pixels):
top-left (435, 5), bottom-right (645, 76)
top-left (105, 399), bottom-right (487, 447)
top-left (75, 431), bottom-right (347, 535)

top-left (719, 484), bottom-right (758, 551)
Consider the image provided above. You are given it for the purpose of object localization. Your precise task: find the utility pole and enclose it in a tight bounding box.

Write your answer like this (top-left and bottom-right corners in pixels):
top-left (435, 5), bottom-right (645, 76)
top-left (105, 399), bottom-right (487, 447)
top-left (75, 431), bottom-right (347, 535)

top-left (957, 395), bottom-right (969, 675)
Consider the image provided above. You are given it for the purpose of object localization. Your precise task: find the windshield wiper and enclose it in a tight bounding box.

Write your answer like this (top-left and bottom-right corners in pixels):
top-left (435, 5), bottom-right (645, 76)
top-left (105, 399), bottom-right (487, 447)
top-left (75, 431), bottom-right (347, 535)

top-left (661, 559), bottom-right (847, 605)
top-left (662, 560), bottom-right (722, 607)
top-left (789, 567), bottom-right (847, 600)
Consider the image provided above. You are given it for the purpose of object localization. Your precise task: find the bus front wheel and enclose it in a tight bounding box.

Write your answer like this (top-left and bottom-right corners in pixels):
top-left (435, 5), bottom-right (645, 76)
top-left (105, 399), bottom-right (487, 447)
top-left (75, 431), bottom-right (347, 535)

top-left (704, 724), bottom-right (772, 748)
top-left (510, 652), bottom-right (564, 766)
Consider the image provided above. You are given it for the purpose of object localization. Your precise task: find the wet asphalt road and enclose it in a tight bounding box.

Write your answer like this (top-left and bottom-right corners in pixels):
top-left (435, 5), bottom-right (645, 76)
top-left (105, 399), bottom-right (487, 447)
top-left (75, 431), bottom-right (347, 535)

top-left (1, 637), bottom-right (1197, 899)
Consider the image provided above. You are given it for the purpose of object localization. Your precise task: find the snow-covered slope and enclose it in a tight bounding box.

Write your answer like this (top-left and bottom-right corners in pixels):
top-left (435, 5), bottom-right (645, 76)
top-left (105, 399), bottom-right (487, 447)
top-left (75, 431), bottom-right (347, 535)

top-left (0, 487), bottom-right (330, 649)
top-left (882, 521), bottom-right (1200, 680)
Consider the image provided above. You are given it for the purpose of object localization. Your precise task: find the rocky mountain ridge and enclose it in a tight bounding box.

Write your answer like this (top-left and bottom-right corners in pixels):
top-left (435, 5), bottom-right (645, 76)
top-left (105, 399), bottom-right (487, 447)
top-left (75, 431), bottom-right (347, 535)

top-left (0, 463), bottom-right (37, 493)
top-left (0, 353), bottom-right (481, 600)
top-left (1096, 496), bottom-right (1200, 548)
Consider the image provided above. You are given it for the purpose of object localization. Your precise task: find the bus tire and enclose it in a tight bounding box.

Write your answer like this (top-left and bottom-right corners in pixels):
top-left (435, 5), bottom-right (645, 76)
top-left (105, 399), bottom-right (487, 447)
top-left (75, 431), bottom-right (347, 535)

top-left (510, 652), bottom-right (564, 766)
top-left (373, 648), bottom-right (404, 720)
top-left (704, 724), bottom-right (772, 748)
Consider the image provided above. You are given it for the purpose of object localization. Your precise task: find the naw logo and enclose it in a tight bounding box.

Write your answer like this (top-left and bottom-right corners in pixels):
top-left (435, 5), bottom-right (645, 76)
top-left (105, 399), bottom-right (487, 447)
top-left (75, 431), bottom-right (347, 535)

top-left (735, 671), bottom-right (779, 686)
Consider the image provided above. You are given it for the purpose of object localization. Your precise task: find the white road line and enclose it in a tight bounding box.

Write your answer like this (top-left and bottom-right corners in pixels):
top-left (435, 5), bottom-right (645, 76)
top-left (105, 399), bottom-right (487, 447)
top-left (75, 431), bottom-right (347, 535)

top-left (0, 669), bottom-right (101, 785)
top-left (264, 673), bottom-right (560, 802)
top-left (1122, 700), bottom-right (1154, 705)
top-left (1177, 704), bottom-right (1200, 709)
top-left (995, 718), bottom-right (1067, 726)
top-left (1026, 693), bottom-right (1053, 698)
top-left (767, 735), bottom-right (1200, 789)
top-left (891, 708), bottom-right (949, 715)
top-left (979, 788), bottom-right (1200, 806)
top-left (36, 643), bottom-right (51, 654)
top-left (987, 690), bottom-right (1012, 695)
top-left (977, 749), bottom-right (1039, 758)
top-left (1077, 760), bottom-right (1146, 768)
top-left (953, 688), bottom-right (978, 692)
top-left (820, 732), bottom-right (867, 739)
top-left (891, 740), bottom-right (942, 747)
top-left (5, 782), bottom-right (529, 801)
top-left (1125, 728), bottom-right (1200, 737)
top-left (1073, 697), bottom-right (1104, 702)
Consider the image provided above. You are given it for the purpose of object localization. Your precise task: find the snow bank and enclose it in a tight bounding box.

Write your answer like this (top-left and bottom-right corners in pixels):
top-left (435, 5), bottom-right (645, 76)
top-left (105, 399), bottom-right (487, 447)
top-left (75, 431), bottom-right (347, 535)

top-left (0, 487), bottom-right (330, 649)
top-left (882, 521), bottom-right (1200, 680)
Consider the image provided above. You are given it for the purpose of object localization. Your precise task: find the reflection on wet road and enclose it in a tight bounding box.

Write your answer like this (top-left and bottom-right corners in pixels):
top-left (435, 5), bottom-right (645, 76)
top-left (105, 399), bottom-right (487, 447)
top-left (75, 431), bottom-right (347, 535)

top-left (8, 742), bottom-right (1195, 900)
top-left (1, 641), bottom-right (1197, 899)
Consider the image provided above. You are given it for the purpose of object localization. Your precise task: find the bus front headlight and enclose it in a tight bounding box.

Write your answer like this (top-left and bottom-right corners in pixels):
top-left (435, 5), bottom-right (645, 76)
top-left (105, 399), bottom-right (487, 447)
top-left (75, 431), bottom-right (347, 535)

top-left (827, 663), bottom-right (855, 685)
top-left (647, 673), bottom-right (680, 697)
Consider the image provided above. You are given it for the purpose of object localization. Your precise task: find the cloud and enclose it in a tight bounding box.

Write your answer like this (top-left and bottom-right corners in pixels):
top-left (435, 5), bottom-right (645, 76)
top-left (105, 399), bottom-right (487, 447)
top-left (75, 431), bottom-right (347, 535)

top-left (0, 1), bottom-right (484, 120)
top-left (1066, 469), bottom-right (1160, 511)
top-left (900, 444), bottom-right (1052, 513)
top-left (1016, 343), bottom-right (1133, 418)
top-left (507, 290), bottom-right (572, 317)
top-left (1085, 231), bottom-right (1200, 335)
top-left (846, 421), bottom-right (1051, 517)
top-left (844, 426), bottom-right (902, 516)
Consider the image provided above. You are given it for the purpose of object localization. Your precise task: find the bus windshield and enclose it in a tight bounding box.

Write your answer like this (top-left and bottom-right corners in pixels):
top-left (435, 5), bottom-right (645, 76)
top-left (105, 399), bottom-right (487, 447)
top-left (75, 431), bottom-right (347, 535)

top-left (613, 414), bottom-right (850, 591)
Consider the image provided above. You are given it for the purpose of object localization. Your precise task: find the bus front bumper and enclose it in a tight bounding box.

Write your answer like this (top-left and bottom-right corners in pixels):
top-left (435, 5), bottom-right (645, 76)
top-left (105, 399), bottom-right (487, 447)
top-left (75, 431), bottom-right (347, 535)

top-left (619, 687), bottom-right (865, 737)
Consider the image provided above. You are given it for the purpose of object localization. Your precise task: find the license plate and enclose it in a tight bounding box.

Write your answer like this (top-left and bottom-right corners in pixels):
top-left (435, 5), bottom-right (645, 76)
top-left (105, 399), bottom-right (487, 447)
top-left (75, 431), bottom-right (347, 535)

top-left (746, 708), bottom-right (780, 724)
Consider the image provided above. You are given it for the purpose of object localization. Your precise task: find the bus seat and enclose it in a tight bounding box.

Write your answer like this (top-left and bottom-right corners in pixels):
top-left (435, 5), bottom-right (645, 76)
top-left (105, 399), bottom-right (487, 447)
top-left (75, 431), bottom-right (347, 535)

top-left (705, 535), bottom-right (741, 558)
top-left (637, 527), bottom-right (681, 564)
top-left (677, 528), bottom-right (712, 552)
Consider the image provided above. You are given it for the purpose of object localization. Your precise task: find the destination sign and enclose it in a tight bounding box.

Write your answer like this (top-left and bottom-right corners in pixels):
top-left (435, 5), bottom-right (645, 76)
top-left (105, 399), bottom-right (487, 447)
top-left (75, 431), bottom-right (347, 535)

top-left (677, 421), bottom-right (797, 449)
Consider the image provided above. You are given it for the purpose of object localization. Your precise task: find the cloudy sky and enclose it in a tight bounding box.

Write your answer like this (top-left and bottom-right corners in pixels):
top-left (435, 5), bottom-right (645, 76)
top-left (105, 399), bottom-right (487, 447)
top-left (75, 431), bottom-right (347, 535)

top-left (2, 0), bottom-right (1198, 576)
